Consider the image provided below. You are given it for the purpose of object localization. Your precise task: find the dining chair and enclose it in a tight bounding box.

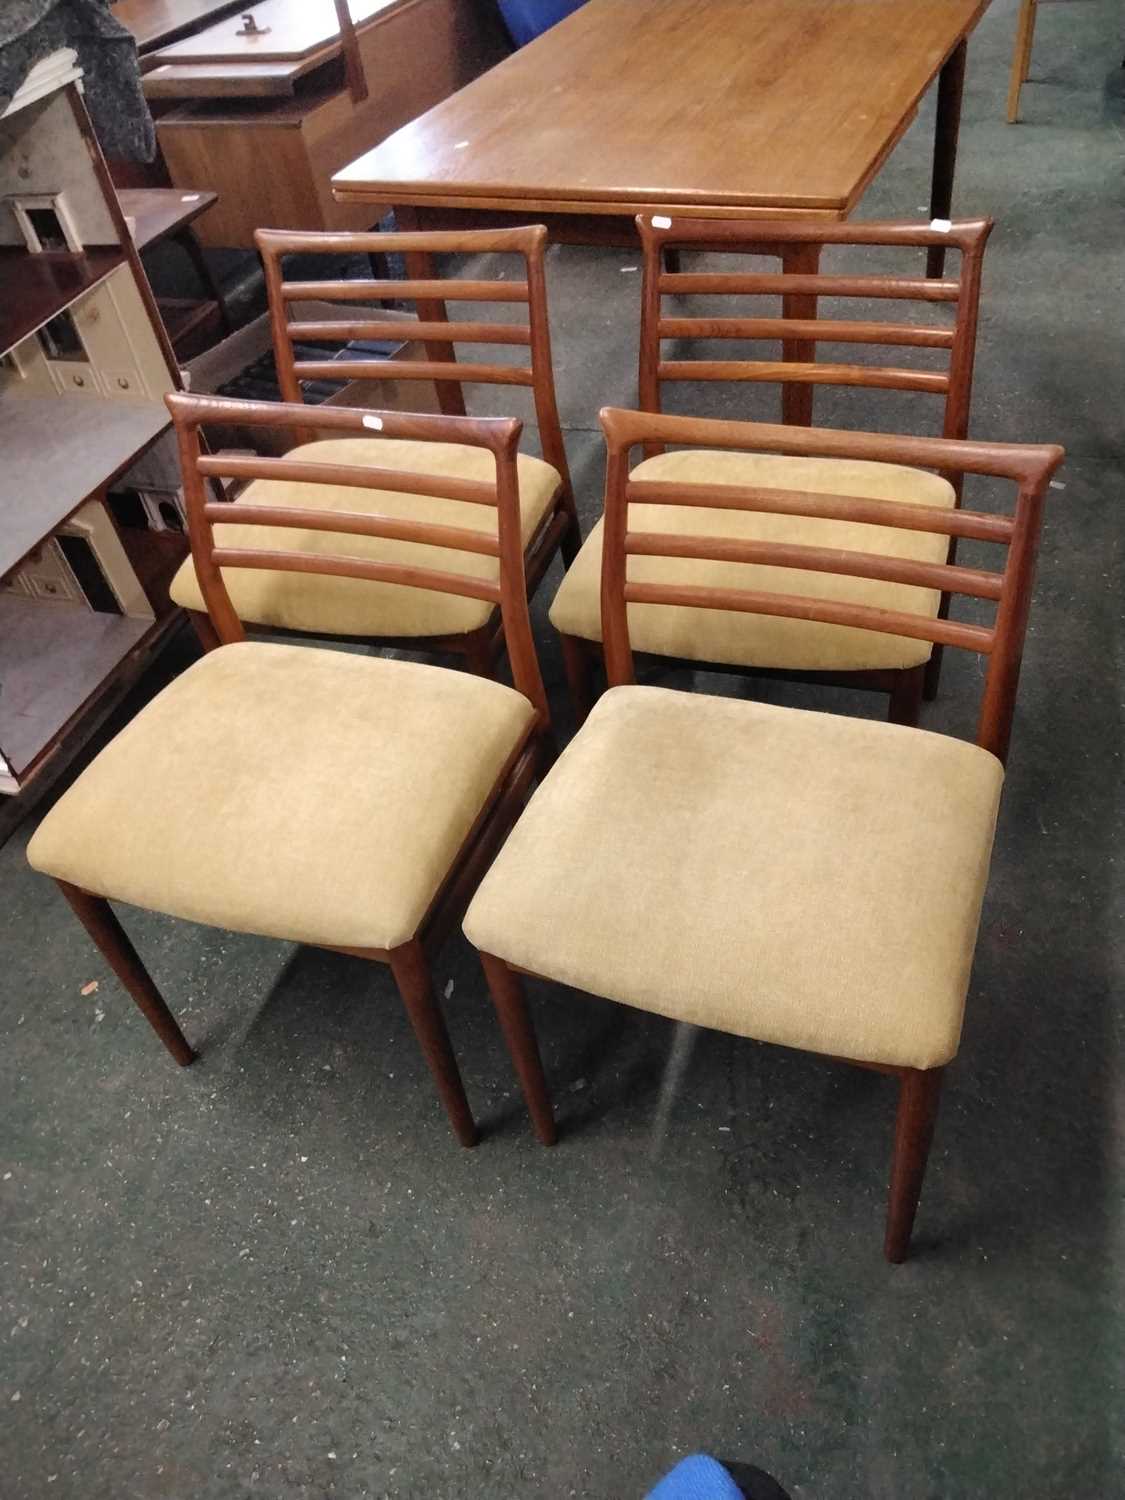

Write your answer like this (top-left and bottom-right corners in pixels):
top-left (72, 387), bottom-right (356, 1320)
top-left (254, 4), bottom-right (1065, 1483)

top-left (1007, 0), bottom-right (1038, 122)
top-left (466, 406), bottom-right (1063, 1259)
top-left (551, 217), bottom-right (992, 726)
top-left (170, 224), bottom-right (581, 677)
top-left (27, 394), bottom-right (553, 1146)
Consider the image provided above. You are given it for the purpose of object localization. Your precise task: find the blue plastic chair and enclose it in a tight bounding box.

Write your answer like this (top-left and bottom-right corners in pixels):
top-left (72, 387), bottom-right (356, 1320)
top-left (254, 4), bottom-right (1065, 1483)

top-left (647, 1456), bottom-right (746, 1500)
top-left (497, 0), bottom-right (588, 46)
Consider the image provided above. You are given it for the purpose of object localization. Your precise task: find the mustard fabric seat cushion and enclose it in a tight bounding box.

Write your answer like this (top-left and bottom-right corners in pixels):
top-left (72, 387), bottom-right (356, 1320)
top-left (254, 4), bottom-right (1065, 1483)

top-left (28, 642), bottom-right (536, 951)
top-left (548, 450), bottom-right (957, 671)
top-left (169, 437), bottom-right (561, 638)
top-left (464, 686), bottom-right (1003, 1070)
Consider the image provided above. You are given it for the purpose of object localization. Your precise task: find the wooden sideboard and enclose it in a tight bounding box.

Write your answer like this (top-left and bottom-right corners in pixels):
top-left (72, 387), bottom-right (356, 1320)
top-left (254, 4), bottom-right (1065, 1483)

top-left (142, 0), bottom-right (508, 247)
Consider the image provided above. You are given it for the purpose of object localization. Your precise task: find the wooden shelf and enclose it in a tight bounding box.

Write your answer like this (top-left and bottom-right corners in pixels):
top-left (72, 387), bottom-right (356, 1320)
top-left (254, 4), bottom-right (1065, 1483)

top-left (0, 397), bottom-right (170, 578)
top-left (0, 247), bottom-right (124, 358)
top-left (0, 594), bottom-right (156, 776)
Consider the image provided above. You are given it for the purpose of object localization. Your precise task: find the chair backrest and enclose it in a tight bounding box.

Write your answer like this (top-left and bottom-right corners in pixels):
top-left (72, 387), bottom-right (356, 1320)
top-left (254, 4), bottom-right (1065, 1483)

top-left (636, 217), bottom-right (992, 445)
top-left (598, 407), bottom-right (1063, 764)
top-left (165, 392), bottom-right (549, 725)
top-left (254, 224), bottom-right (570, 488)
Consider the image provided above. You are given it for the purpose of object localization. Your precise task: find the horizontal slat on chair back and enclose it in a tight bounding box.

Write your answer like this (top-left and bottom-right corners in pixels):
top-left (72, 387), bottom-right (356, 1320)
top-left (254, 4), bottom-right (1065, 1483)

top-left (165, 392), bottom-right (549, 720)
top-left (637, 217), bottom-right (992, 438)
top-left (598, 408), bottom-right (1064, 763)
top-left (254, 224), bottom-right (570, 489)
top-left (257, 225), bottom-right (538, 399)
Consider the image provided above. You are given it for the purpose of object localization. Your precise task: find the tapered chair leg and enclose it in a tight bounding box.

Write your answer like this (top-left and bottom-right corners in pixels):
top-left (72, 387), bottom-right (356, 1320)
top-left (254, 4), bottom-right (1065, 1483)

top-left (389, 940), bottom-right (478, 1147)
top-left (923, 643), bottom-right (945, 702)
top-left (559, 632), bottom-right (596, 727)
top-left (887, 664), bottom-right (925, 726)
top-left (559, 505), bottom-right (582, 567)
top-left (884, 1067), bottom-right (943, 1263)
top-left (55, 881), bottom-right (196, 1066)
top-left (187, 608), bottom-right (222, 653)
top-left (461, 627), bottom-right (496, 678)
top-left (479, 953), bottom-right (557, 1145)
top-left (1007, 0), bottom-right (1038, 123)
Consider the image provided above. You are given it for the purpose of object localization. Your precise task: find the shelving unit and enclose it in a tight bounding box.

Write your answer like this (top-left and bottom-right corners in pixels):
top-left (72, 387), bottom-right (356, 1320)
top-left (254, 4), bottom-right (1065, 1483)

top-left (0, 56), bottom-right (186, 799)
top-left (0, 246), bottom-right (123, 353)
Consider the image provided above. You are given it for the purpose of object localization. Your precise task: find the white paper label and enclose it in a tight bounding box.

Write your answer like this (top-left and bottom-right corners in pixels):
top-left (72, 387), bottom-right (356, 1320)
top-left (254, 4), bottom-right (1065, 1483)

top-left (930, 218), bottom-right (952, 233)
top-left (362, 414), bottom-right (384, 431)
top-left (651, 215), bottom-right (673, 229)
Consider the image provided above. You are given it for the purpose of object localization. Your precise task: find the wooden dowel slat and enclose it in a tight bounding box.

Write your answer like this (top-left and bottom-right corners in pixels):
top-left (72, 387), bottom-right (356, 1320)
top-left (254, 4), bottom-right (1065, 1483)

top-left (203, 502), bottom-right (500, 557)
top-left (622, 581), bottom-right (994, 652)
top-left (658, 316), bottom-right (955, 349)
top-left (211, 548), bottom-right (501, 603)
top-left (197, 455), bottom-right (499, 507)
top-left (288, 319), bottom-right (531, 345)
top-left (280, 279), bottom-right (530, 303)
top-left (657, 360), bottom-right (951, 394)
top-left (625, 480), bottom-right (1015, 544)
top-left (624, 531), bottom-right (1003, 600)
top-left (260, 226), bottom-right (541, 256)
top-left (293, 359), bottom-right (535, 387)
top-left (659, 273), bottom-right (961, 301)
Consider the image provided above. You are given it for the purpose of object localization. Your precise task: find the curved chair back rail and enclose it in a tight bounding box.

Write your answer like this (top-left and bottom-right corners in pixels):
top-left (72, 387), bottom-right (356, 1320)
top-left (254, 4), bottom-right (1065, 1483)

top-left (597, 407), bottom-right (1064, 763)
top-left (253, 223), bottom-right (571, 491)
top-left (636, 215), bottom-right (992, 451)
top-left (166, 392), bottom-right (549, 725)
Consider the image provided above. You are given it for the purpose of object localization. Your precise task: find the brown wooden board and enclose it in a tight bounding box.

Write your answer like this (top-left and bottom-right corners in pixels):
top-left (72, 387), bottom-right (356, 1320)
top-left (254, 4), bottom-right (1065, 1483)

top-left (113, 0), bottom-right (248, 55)
top-left (334, 0), bottom-right (987, 220)
top-left (0, 248), bottom-right (123, 358)
top-left (152, 0), bottom-right (402, 65)
top-left (0, 397), bottom-right (170, 578)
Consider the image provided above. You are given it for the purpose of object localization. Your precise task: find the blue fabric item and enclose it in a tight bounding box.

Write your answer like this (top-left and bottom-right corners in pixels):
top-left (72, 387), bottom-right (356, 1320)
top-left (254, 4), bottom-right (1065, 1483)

top-left (496, 0), bottom-right (588, 47)
top-left (646, 1455), bottom-right (745, 1500)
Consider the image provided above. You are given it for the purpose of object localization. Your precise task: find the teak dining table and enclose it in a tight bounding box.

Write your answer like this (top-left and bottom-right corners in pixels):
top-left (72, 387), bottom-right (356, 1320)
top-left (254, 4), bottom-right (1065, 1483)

top-left (331, 0), bottom-right (989, 419)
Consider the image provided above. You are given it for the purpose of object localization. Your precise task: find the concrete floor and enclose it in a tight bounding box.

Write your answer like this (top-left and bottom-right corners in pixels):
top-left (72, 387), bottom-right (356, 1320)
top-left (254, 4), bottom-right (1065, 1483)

top-left (3, 2), bottom-right (1123, 1495)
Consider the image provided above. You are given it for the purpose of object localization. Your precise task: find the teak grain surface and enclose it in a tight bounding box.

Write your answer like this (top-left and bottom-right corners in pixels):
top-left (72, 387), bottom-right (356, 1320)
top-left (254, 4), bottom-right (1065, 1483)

top-left (153, 0), bottom-right (402, 64)
top-left (334, 0), bottom-right (988, 219)
top-left (112, 0), bottom-right (246, 55)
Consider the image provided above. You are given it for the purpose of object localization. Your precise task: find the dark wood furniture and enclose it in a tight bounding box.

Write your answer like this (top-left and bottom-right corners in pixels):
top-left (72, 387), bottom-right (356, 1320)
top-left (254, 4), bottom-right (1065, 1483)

top-left (27, 394), bottom-right (553, 1145)
top-left (465, 406), bottom-right (1064, 1261)
top-left (170, 223), bottom-right (581, 676)
top-left (551, 217), bottom-right (992, 727)
top-left (117, 187), bottom-right (232, 354)
top-left (144, 0), bottom-right (506, 248)
top-left (0, 71), bottom-right (187, 803)
top-left (333, 0), bottom-right (986, 281)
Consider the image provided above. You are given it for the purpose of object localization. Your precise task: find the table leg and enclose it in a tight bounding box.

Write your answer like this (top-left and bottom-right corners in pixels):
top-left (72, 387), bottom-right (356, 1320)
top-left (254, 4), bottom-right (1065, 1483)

top-left (395, 204), bottom-right (466, 418)
top-left (927, 38), bottom-right (967, 279)
top-left (781, 241), bottom-right (820, 426)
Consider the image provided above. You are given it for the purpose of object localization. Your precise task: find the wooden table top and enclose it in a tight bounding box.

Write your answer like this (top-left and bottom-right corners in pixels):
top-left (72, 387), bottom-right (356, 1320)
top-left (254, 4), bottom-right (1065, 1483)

top-left (334, 0), bottom-right (988, 221)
